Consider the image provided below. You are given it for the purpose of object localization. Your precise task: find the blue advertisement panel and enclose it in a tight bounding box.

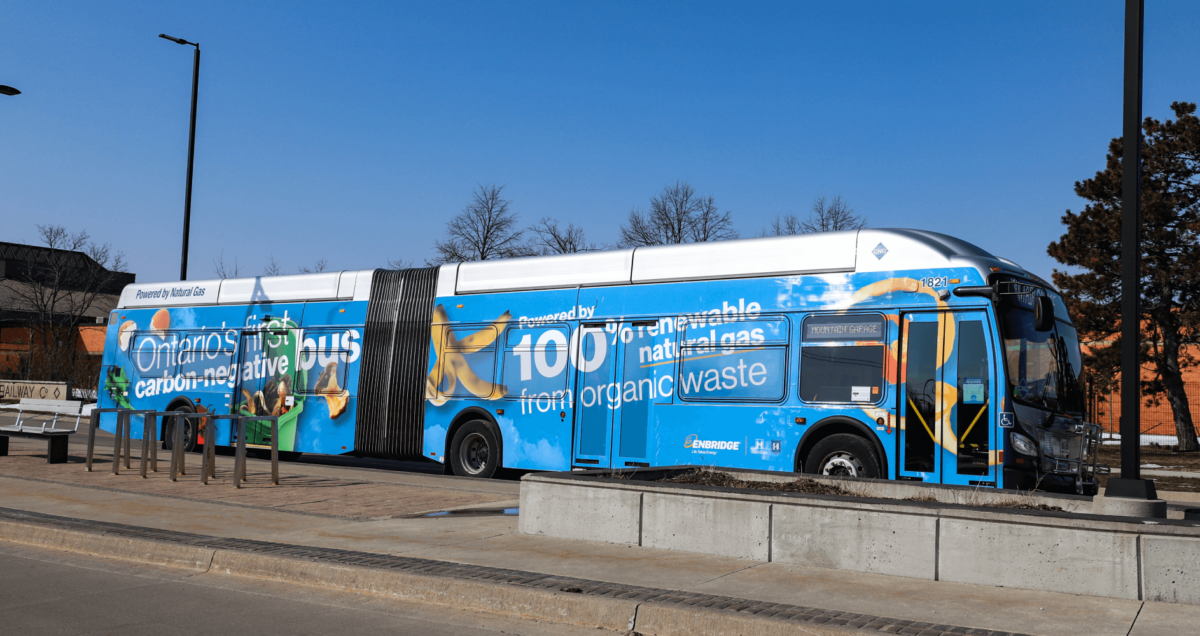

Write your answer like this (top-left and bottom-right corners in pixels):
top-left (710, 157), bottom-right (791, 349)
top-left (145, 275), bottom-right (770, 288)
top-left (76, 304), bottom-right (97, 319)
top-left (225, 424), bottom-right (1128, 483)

top-left (97, 300), bottom-right (367, 455)
top-left (420, 268), bottom-right (997, 480)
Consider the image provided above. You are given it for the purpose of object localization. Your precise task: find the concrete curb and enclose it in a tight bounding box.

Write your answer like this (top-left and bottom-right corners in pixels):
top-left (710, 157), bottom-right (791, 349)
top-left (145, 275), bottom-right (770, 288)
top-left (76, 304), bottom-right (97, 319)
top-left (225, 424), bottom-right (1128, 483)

top-left (0, 519), bottom-right (214, 572)
top-left (208, 550), bottom-right (640, 632)
top-left (0, 512), bottom-right (998, 636)
top-left (634, 603), bottom-right (858, 636)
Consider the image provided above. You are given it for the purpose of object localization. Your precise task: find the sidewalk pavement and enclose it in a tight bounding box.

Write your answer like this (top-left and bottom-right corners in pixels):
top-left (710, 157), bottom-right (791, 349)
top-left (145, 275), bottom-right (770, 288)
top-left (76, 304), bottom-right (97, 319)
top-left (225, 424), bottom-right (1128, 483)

top-left (1, 432), bottom-right (1198, 636)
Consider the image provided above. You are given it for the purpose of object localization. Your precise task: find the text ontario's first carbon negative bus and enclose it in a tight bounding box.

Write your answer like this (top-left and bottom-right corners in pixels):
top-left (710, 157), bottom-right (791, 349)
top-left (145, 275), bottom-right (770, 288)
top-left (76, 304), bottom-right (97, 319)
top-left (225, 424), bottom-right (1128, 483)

top-left (97, 228), bottom-right (1101, 492)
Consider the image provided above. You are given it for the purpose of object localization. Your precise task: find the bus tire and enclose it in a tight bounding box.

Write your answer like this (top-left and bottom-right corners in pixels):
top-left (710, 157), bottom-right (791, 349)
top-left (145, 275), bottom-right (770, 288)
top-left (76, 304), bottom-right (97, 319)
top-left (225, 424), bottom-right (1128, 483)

top-left (805, 434), bottom-right (880, 479)
top-left (163, 408), bottom-right (198, 453)
top-left (450, 420), bottom-right (501, 479)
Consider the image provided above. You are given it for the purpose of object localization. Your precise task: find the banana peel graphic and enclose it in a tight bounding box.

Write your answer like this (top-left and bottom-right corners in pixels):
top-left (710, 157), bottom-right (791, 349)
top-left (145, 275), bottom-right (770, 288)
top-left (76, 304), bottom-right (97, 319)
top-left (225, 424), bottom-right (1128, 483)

top-left (426, 305), bottom-right (510, 406)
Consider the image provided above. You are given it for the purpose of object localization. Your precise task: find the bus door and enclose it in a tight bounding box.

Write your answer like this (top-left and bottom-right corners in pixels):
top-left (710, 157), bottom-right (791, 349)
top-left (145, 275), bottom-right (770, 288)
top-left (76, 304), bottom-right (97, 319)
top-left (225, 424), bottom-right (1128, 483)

top-left (233, 325), bottom-right (300, 448)
top-left (942, 311), bottom-right (997, 485)
top-left (572, 320), bottom-right (661, 468)
top-left (612, 320), bottom-right (663, 468)
top-left (897, 311), bottom-right (997, 485)
top-left (573, 323), bottom-right (615, 467)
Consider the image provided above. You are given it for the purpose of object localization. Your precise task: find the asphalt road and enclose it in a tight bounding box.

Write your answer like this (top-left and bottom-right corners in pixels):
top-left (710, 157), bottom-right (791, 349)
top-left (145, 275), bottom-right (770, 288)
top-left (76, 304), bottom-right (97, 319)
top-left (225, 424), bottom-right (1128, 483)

top-left (0, 542), bottom-right (610, 636)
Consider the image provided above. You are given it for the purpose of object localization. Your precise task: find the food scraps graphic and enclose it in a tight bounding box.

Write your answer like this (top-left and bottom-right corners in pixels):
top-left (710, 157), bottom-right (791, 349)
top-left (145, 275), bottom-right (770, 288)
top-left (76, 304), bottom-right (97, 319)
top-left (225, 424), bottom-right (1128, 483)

top-left (315, 361), bottom-right (348, 419)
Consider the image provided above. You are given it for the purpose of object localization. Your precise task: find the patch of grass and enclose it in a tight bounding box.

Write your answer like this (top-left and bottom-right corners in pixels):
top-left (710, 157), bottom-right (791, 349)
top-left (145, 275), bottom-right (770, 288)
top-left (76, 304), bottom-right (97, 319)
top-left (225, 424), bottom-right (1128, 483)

top-left (1096, 445), bottom-right (1200, 473)
top-left (662, 467), bottom-right (851, 496)
top-left (1098, 472), bottom-right (1200, 493)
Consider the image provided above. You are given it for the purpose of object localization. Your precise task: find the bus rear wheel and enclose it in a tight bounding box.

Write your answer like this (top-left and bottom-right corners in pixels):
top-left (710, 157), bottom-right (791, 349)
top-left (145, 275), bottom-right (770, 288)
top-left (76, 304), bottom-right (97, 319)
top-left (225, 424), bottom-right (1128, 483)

top-left (163, 408), bottom-right (198, 453)
top-left (450, 420), bottom-right (501, 479)
top-left (805, 434), bottom-right (879, 479)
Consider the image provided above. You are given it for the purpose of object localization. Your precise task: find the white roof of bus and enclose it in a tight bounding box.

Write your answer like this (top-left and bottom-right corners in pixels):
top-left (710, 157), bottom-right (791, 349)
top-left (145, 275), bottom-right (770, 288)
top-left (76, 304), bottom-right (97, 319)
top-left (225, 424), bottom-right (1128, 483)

top-left (446, 228), bottom-right (1019, 295)
top-left (115, 270), bottom-right (375, 309)
top-left (115, 230), bottom-right (1026, 307)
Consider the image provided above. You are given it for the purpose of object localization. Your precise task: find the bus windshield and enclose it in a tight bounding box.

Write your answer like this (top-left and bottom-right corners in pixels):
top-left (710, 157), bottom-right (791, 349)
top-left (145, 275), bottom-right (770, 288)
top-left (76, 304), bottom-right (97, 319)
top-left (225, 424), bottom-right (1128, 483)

top-left (998, 300), bottom-right (1085, 415)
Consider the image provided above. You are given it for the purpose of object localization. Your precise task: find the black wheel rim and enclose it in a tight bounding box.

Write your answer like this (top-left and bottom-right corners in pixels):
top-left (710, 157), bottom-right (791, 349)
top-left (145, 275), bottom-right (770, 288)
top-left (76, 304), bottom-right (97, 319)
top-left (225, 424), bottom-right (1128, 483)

top-left (458, 432), bottom-right (490, 475)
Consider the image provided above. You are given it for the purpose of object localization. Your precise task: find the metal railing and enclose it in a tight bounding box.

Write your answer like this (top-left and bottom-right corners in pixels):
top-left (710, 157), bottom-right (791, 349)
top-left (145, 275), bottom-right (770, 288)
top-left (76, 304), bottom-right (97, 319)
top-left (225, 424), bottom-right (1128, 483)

top-left (1087, 382), bottom-right (1200, 443)
top-left (85, 408), bottom-right (279, 487)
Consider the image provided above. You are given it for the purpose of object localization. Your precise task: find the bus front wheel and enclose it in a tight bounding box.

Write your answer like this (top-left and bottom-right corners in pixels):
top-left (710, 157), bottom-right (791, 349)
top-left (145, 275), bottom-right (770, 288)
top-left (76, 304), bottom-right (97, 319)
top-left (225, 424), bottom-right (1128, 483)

top-left (805, 434), bottom-right (879, 479)
top-left (450, 420), bottom-right (501, 479)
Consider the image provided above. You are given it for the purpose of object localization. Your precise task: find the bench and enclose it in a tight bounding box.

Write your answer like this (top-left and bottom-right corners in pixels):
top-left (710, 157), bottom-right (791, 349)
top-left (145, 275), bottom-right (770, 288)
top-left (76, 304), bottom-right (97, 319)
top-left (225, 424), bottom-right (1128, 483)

top-left (0, 399), bottom-right (83, 416)
top-left (0, 398), bottom-right (83, 464)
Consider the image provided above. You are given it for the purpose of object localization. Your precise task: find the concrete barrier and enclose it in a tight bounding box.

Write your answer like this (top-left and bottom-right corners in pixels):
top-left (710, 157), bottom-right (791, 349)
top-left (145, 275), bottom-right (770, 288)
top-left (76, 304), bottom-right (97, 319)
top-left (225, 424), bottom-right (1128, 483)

top-left (518, 478), bottom-right (641, 545)
top-left (520, 469), bottom-right (1200, 605)
top-left (771, 504), bottom-right (937, 579)
top-left (1142, 535), bottom-right (1200, 605)
top-left (642, 492), bottom-right (770, 560)
top-left (938, 515), bottom-right (1140, 599)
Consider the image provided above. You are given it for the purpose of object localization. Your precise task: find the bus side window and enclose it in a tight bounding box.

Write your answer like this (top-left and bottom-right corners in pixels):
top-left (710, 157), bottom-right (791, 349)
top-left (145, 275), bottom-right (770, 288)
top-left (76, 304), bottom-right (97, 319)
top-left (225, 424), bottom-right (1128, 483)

top-left (798, 314), bottom-right (886, 403)
top-left (502, 325), bottom-right (570, 396)
top-left (298, 330), bottom-right (352, 395)
top-left (177, 331), bottom-right (236, 381)
top-left (677, 316), bottom-right (789, 402)
top-left (130, 332), bottom-right (178, 378)
top-left (437, 325), bottom-right (499, 398)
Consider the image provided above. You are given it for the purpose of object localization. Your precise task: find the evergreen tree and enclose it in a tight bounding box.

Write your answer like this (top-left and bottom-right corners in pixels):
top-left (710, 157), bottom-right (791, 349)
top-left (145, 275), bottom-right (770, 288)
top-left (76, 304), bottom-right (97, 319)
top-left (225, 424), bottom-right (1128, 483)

top-left (1048, 102), bottom-right (1200, 451)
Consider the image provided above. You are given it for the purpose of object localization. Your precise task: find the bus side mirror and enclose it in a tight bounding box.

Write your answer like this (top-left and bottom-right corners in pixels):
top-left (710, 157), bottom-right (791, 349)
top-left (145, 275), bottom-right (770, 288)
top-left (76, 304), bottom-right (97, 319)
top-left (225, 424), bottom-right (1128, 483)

top-left (1034, 297), bottom-right (1054, 331)
top-left (951, 286), bottom-right (996, 301)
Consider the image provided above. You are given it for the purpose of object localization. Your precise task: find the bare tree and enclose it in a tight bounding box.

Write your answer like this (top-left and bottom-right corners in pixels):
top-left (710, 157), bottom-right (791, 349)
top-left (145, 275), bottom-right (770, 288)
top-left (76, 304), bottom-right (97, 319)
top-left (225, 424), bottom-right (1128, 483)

top-left (800, 196), bottom-right (866, 233)
top-left (527, 217), bottom-right (597, 254)
top-left (387, 257), bottom-right (415, 270)
top-left (213, 250), bottom-right (241, 279)
top-left (618, 181), bottom-right (738, 247)
top-left (298, 258), bottom-right (328, 274)
top-left (427, 184), bottom-right (531, 265)
top-left (690, 195), bottom-right (738, 242)
top-left (761, 214), bottom-right (805, 237)
top-left (263, 254), bottom-right (284, 276)
top-left (6, 225), bottom-right (127, 383)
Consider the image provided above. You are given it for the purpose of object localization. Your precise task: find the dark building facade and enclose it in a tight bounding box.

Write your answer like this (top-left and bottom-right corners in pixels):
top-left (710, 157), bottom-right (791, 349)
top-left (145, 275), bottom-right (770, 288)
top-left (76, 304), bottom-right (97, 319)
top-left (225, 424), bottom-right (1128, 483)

top-left (0, 241), bottom-right (135, 391)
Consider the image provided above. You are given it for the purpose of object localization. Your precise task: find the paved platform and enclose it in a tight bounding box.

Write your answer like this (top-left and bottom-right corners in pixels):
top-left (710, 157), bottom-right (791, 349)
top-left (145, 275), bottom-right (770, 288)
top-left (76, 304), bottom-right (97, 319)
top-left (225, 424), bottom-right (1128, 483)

top-left (1, 430), bottom-right (1198, 635)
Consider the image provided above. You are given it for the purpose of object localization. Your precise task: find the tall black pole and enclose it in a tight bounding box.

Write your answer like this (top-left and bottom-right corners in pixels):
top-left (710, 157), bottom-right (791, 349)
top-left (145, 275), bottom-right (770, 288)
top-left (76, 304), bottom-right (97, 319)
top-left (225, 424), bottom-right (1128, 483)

top-left (1120, 0), bottom-right (1144, 482)
top-left (180, 45), bottom-right (200, 281)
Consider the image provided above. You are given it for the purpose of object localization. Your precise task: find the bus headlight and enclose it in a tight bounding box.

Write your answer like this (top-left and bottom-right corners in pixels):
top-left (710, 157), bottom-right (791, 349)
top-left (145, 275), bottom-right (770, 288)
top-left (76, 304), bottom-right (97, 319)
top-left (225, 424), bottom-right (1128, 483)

top-left (1010, 432), bottom-right (1038, 457)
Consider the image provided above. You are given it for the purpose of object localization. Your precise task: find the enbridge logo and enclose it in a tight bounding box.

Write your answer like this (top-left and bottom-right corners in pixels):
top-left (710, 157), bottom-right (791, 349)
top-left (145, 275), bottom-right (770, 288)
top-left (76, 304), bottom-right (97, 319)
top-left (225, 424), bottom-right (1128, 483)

top-left (684, 434), bottom-right (740, 451)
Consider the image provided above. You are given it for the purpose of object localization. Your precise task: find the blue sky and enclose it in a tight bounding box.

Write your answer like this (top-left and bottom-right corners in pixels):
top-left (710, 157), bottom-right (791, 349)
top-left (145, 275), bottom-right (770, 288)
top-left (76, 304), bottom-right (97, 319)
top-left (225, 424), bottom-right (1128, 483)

top-left (2, 1), bottom-right (1197, 284)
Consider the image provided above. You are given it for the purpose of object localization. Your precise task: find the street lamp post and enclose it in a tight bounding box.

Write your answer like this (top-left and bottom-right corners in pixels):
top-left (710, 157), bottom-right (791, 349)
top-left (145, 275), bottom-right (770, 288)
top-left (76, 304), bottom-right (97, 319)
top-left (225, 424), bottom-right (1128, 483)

top-left (160, 33), bottom-right (201, 282)
top-left (1108, 0), bottom-right (1158, 503)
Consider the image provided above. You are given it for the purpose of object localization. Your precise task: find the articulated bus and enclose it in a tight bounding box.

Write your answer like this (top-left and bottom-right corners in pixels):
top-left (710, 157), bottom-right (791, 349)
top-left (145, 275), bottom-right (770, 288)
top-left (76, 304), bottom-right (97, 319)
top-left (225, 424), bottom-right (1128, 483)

top-left (97, 229), bottom-right (1099, 492)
